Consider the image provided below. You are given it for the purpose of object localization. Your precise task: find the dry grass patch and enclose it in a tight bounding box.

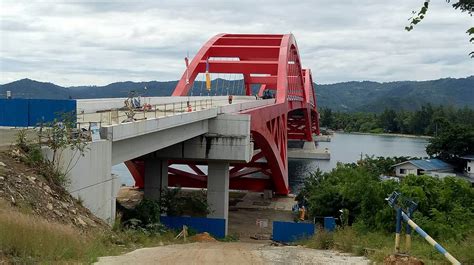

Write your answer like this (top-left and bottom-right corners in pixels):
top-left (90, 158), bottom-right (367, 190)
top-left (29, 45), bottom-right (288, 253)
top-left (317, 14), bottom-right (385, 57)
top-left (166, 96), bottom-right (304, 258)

top-left (0, 206), bottom-right (92, 263)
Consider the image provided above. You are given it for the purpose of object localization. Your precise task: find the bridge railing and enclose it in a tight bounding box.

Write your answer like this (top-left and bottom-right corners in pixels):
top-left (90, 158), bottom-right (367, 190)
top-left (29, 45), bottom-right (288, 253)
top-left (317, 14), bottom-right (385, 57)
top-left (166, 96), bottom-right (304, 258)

top-left (76, 98), bottom-right (215, 130)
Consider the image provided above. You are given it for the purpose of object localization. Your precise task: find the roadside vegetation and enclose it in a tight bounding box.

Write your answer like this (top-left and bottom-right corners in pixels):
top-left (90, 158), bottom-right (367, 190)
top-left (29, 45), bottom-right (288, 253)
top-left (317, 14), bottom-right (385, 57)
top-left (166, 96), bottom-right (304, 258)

top-left (0, 199), bottom-right (179, 263)
top-left (298, 157), bottom-right (474, 263)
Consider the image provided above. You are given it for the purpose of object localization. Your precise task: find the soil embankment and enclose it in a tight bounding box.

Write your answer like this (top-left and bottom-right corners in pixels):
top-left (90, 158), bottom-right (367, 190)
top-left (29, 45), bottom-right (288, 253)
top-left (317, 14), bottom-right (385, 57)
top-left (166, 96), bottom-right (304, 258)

top-left (0, 150), bottom-right (107, 232)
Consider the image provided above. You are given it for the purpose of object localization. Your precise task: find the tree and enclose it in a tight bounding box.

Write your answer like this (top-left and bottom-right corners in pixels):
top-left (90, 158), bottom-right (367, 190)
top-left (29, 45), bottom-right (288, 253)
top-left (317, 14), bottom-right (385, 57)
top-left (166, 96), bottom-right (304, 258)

top-left (426, 123), bottom-right (474, 167)
top-left (320, 107), bottom-right (334, 128)
top-left (406, 0), bottom-right (474, 57)
top-left (299, 159), bottom-right (474, 239)
top-left (378, 109), bottom-right (398, 132)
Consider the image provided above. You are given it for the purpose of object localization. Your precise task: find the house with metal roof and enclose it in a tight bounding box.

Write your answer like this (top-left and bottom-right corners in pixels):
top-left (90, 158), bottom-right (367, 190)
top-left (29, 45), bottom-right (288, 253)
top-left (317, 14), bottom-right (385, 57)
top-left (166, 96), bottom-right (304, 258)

top-left (460, 155), bottom-right (474, 178)
top-left (392, 159), bottom-right (454, 178)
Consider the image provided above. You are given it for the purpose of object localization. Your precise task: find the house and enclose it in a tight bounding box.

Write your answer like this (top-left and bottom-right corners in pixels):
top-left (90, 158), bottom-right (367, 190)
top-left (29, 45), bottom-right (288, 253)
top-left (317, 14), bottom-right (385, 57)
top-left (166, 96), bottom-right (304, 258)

top-left (460, 155), bottom-right (474, 178)
top-left (392, 159), bottom-right (454, 178)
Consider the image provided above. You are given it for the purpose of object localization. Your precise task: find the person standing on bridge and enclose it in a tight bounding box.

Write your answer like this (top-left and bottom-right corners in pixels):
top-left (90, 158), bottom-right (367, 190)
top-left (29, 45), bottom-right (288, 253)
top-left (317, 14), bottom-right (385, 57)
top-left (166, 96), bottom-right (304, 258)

top-left (228, 94), bottom-right (233, 104)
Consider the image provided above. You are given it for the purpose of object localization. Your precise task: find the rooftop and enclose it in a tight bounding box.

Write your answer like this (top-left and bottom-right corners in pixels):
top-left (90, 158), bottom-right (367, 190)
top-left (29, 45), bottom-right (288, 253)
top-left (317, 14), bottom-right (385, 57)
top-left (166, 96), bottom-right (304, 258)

top-left (460, 155), bottom-right (474, 160)
top-left (393, 159), bottom-right (453, 171)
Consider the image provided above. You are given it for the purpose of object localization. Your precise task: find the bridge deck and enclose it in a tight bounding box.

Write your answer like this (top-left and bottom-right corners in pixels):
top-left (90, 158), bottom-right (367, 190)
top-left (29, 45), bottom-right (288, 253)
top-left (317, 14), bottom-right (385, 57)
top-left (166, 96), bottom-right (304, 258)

top-left (76, 96), bottom-right (269, 128)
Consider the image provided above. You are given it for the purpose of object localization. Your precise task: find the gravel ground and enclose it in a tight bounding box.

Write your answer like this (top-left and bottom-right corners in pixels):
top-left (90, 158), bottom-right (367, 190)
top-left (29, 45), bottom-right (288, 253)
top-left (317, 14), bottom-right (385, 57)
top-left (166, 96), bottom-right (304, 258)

top-left (95, 242), bottom-right (370, 265)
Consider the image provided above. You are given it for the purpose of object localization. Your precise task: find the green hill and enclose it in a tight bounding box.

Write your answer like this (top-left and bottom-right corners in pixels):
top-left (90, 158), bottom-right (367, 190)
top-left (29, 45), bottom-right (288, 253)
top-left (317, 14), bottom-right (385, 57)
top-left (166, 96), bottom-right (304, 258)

top-left (1, 76), bottom-right (472, 112)
top-left (316, 76), bottom-right (473, 112)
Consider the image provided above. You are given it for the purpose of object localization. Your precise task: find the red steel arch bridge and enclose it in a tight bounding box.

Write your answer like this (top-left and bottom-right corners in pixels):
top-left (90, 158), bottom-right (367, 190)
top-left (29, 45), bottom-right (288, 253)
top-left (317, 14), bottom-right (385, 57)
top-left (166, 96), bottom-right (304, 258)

top-left (126, 33), bottom-right (319, 195)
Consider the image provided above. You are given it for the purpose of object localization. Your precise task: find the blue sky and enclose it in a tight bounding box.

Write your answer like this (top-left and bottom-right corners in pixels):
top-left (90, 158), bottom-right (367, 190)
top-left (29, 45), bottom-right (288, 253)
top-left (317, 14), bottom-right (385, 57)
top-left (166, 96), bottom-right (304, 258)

top-left (0, 0), bottom-right (473, 86)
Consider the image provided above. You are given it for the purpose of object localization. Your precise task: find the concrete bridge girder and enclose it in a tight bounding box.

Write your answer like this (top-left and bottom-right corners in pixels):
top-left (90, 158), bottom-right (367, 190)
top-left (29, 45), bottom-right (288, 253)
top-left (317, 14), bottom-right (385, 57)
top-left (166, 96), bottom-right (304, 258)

top-left (155, 114), bottom-right (253, 163)
top-left (101, 109), bottom-right (218, 165)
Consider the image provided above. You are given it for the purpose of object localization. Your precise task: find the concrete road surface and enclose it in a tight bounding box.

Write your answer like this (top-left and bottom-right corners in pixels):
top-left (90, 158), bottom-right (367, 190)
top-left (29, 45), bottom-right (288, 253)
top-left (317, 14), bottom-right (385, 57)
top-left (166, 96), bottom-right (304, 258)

top-left (95, 242), bottom-right (369, 265)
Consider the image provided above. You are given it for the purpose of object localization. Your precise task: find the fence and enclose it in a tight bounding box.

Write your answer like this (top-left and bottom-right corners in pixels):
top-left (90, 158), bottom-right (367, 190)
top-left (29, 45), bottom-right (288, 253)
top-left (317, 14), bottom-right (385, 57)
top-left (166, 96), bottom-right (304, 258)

top-left (272, 221), bottom-right (315, 243)
top-left (160, 216), bottom-right (226, 239)
top-left (76, 98), bottom-right (214, 129)
top-left (0, 99), bottom-right (76, 127)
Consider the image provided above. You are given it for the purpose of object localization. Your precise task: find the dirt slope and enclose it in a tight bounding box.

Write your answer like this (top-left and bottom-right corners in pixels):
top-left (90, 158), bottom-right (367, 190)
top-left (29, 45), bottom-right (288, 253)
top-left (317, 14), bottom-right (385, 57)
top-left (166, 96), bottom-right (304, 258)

top-left (0, 150), bottom-right (107, 232)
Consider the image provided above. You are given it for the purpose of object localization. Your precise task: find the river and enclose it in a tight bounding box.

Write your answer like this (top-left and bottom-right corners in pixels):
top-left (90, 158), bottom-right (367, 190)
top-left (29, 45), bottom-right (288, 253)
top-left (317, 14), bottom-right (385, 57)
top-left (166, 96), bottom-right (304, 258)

top-left (288, 132), bottom-right (429, 192)
top-left (112, 132), bottom-right (429, 192)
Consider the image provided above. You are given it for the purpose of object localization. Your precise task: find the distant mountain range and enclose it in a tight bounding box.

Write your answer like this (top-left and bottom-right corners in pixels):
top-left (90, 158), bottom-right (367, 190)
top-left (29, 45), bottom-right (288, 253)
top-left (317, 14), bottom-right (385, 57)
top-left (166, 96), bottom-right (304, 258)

top-left (1, 76), bottom-right (472, 112)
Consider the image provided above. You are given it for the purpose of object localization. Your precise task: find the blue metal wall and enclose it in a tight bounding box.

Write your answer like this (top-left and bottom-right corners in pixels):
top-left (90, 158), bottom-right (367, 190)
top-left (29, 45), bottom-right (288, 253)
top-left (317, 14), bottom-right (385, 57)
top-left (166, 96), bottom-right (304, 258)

top-left (324, 217), bottom-right (336, 232)
top-left (28, 99), bottom-right (76, 126)
top-left (0, 99), bottom-right (29, 127)
top-left (160, 216), bottom-right (226, 239)
top-left (272, 221), bottom-right (315, 242)
top-left (0, 99), bottom-right (76, 127)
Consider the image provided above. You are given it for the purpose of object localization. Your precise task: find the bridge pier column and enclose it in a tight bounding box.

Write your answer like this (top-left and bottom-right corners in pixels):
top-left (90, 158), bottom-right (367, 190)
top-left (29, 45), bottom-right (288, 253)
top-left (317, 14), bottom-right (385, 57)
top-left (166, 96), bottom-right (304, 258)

top-left (302, 141), bottom-right (317, 151)
top-left (207, 161), bottom-right (230, 236)
top-left (144, 157), bottom-right (168, 202)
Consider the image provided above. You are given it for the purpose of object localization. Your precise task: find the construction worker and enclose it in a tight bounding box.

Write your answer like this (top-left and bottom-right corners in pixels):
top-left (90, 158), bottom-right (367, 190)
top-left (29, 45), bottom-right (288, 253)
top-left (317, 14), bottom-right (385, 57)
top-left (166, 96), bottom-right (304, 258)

top-left (187, 101), bottom-right (192, 112)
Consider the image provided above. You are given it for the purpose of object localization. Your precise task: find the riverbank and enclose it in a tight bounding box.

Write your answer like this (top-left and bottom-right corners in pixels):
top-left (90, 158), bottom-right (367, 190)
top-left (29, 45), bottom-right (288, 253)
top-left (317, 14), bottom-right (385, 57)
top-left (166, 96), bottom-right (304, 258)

top-left (339, 131), bottom-right (433, 139)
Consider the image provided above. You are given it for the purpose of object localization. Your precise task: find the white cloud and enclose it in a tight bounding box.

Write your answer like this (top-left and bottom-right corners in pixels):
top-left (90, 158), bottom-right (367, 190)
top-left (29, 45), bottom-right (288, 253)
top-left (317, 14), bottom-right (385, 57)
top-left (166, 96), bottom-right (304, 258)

top-left (0, 0), bottom-right (472, 86)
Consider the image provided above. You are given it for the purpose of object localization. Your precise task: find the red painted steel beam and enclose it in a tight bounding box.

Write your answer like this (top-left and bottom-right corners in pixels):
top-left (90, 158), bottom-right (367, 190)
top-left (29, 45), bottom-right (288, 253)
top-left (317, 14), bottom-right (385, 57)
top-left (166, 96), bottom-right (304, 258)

top-left (208, 45), bottom-right (280, 59)
top-left (168, 174), bottom-right (272, 192)
top-left (230, 167), bottom-right (264, 179)
top-left (196, 60), bottom-right (278, 75)
top-left (214, 37), bottom-right (282, 46)
top-left (248, 76), bottom-right (277, 86)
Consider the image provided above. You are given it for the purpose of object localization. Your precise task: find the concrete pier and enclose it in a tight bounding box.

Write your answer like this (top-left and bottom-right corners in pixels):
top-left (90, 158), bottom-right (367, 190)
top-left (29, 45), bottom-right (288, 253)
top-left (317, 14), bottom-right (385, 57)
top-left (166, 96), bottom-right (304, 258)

top-left (314, 135), bottom-right (331, 142)
top-left (207, 161), bottom-right (230, 236)
top-left (288, 140), bottom-right (330, 160)
top-left (144, 156), bottom-right (168, 201)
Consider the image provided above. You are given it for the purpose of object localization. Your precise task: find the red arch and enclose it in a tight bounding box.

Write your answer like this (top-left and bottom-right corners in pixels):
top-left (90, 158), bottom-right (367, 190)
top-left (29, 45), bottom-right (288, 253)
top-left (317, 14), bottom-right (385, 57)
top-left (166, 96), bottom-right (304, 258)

top-left (129, 34), bottom-right (319, 195)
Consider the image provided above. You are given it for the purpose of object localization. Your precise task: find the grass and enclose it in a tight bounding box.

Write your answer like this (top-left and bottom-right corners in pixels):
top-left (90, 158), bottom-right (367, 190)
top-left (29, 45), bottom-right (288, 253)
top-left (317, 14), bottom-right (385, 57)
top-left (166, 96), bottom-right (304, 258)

top-left (301, 227), bottom-right (474, 264)
top-left (0, 207), bottom-right (90, 263)
top-left (0, 204), bottom-right (179, 263)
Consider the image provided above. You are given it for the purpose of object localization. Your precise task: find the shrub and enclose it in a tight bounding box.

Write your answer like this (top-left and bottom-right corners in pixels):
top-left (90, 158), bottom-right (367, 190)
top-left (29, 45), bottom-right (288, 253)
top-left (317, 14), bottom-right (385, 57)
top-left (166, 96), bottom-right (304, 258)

top-left (300, 157), bottom-right (474, 241)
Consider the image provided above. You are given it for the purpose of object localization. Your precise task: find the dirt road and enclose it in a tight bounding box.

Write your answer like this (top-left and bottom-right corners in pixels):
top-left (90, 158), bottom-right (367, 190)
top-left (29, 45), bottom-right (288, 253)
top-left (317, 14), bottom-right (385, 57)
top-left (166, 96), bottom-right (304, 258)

top-left (96, 242), bottom-right (369, 265)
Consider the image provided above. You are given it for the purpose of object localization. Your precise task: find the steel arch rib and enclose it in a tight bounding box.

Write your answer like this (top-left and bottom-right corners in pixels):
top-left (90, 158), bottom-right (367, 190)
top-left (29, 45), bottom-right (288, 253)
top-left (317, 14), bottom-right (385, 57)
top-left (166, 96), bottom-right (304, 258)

top-left (124, 33), bottom-right (320, 195)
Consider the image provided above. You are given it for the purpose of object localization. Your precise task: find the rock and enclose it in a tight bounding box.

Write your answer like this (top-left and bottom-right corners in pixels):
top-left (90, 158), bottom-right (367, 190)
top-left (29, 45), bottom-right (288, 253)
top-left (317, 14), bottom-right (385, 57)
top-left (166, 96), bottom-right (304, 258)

top-left (10, 196), bottom-right (16, 205)
top-left (83, 216), bottom-right (97, 227)
top-left (70, 208), bottom-right (77, 215)
top-left (0, 161), bottom-right (6, 167)
top-left (46, 203), bottom-right (53, 210)
top-left (53, 210), bottom-right (63, 217)
top-left (0, 176), bottom-right (4, 181)
top-left (60, 202), bottom-right (69, 209)
top-left (43, 185), bottom-right (52, 194)
top-left (27, 176), bottom-right (36, 183)
top-left (76, 217), bottom-right (87, 227)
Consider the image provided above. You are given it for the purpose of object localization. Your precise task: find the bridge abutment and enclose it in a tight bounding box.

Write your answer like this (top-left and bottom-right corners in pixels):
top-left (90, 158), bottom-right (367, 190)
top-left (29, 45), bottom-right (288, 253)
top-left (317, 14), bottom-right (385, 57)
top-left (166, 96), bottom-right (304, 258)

top-left (206, 161), bottom-right (230, 236)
